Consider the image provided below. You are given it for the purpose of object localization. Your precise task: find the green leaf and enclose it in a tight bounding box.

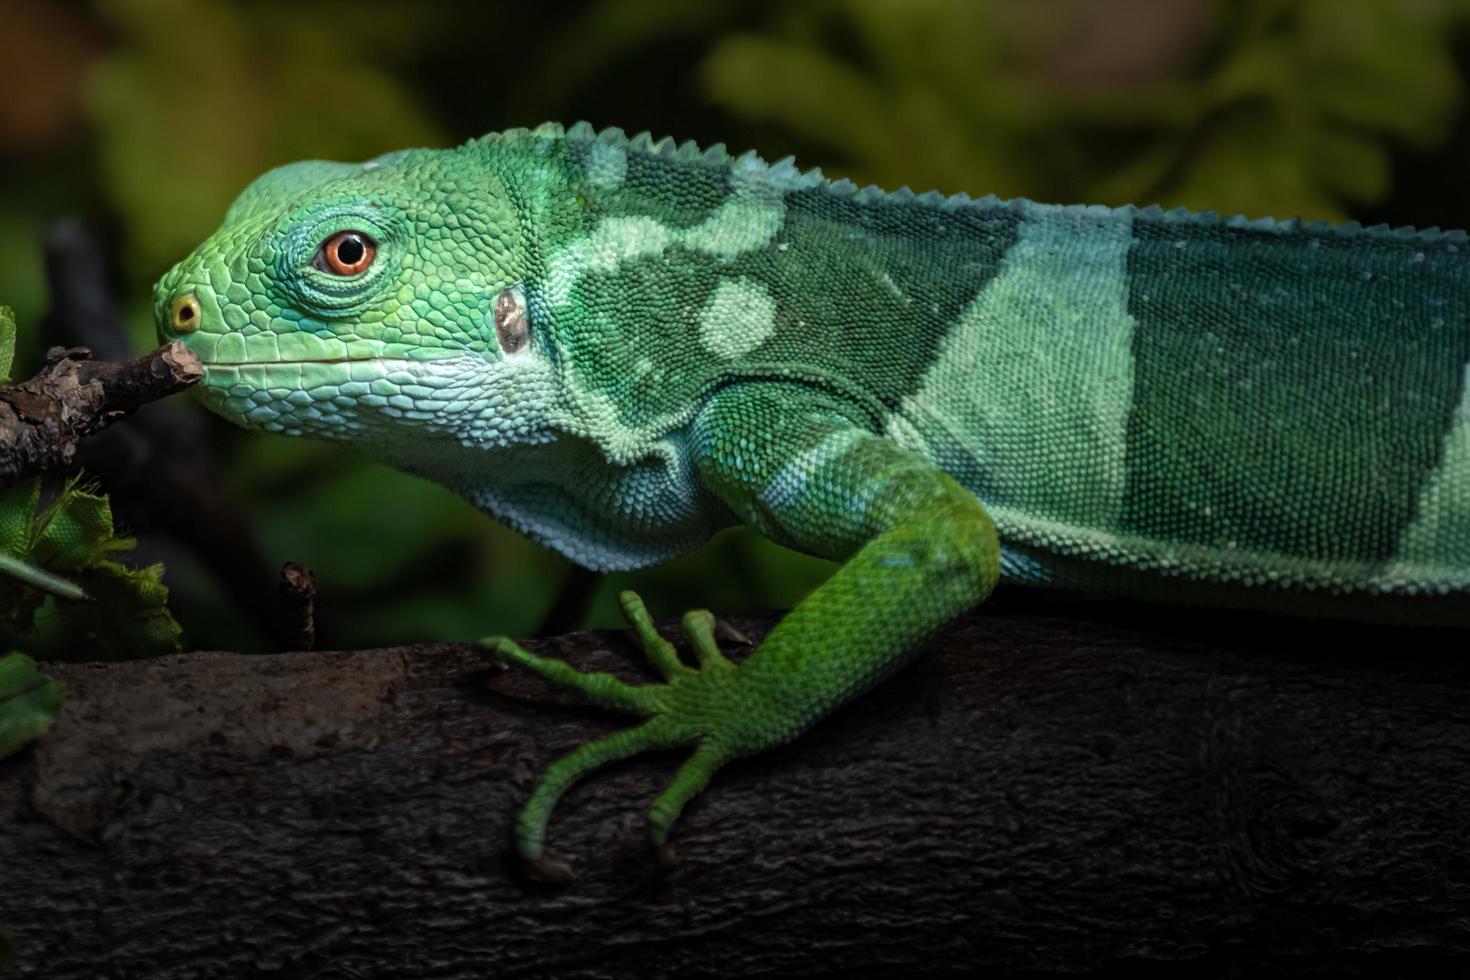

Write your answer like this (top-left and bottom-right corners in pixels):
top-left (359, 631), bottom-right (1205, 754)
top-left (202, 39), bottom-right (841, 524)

top-left (32, 484), bottom-right (127, 571)
top-left (89, 560), bottom-right (180, 652)
top-left (0, 480), bottom-right (179, 659)
top-left (23, 559), bottom-right (180, 661)
top-left (0, 306), bottom-right (15, 385)
top-left (0, 478), bottom-right (37, 559)
top-left (0, 652), bottom-right (64, 760)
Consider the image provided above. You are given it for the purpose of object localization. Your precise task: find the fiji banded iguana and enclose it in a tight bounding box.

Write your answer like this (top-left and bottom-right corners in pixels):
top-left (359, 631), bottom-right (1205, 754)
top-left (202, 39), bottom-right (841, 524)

top-left (154, 122), bottom-right (1470, 873)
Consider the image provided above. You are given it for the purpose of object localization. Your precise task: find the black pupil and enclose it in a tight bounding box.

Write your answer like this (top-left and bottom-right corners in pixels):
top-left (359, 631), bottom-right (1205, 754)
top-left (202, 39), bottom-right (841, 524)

top-left (178, 306), bottom-right (193, 321)
top-left (335, 235), bottom-right (364, 265)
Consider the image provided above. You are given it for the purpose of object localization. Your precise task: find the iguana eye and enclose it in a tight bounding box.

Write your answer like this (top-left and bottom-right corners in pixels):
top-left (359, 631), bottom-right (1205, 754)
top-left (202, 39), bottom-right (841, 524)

top-left (314, 231), bottom-right (376, 276)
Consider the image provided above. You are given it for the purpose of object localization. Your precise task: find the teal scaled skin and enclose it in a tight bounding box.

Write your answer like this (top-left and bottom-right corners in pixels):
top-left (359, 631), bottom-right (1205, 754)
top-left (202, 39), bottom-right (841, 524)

top-left (157, 122), bottom-right (1470, 872)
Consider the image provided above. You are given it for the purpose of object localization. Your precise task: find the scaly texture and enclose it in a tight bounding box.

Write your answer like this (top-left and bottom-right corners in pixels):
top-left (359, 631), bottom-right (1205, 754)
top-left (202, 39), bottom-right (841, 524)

top-left (155, 122), bottom-right (1470, 863)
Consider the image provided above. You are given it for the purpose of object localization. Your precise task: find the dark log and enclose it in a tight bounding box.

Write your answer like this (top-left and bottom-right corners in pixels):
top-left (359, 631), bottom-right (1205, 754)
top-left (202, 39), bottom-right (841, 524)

top-left (0, 342), bottom-right (201, 488)
top-left (1, 594), bottom-right (1468, 978)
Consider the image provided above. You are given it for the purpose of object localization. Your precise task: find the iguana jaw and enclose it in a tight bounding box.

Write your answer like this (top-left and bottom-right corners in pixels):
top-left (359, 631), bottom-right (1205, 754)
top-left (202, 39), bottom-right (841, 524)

top-left (180, 326), bottom-right (465, 368)
top-left (187, 349), bottom-right (483, 441)
top-left (204, 356), bottom-right (383, 366)
top-left (187, 348), bottom-right (561, 456)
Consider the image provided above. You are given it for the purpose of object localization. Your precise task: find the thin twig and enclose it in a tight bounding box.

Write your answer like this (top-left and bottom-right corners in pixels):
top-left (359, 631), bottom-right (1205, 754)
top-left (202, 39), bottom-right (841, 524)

top-left (0, 343), bottom-right (201, 488)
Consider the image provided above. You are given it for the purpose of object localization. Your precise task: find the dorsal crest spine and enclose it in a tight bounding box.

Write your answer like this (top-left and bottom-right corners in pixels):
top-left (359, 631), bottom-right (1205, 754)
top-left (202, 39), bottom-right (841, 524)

top-left (469, 122), bottom-right (1470, 242)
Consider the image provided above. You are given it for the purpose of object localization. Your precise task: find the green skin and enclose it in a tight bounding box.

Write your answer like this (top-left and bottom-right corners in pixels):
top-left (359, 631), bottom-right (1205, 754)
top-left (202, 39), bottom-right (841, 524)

top-left (157, 122), bottom-right (1470, 868)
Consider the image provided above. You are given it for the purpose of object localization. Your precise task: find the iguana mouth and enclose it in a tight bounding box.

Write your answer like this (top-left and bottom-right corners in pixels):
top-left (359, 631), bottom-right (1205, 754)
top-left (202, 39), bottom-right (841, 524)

top-left (203, 357), bottom-right (385, 366)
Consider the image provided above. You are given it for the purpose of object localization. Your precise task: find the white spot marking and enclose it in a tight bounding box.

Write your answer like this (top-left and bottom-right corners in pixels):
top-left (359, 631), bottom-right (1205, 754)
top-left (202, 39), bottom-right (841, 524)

top-left (544, 156), bottom-right (819, 308)
top-left (586, 143), bottom-right (628, 191)
top-left (699, 277), bottom-right (776, 359)
top-left (681, 195), bottom-right (785, 259)
top-left (546, 216), bottom-right (672, 306)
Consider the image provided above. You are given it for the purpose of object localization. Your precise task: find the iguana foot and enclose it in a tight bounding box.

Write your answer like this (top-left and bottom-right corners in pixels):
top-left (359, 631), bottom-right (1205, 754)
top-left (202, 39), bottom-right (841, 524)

top-left (483, 590), bottom-right (745, 867)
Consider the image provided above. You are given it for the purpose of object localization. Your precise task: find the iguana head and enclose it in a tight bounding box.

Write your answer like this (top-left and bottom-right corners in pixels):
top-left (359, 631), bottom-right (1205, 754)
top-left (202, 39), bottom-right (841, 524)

top-left (153, 144), bottom-right (551, 455)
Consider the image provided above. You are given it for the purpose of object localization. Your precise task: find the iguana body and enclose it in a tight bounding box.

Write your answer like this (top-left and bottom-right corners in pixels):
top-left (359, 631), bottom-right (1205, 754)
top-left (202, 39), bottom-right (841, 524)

top-left (156, 122), bottom-right (1470, 868)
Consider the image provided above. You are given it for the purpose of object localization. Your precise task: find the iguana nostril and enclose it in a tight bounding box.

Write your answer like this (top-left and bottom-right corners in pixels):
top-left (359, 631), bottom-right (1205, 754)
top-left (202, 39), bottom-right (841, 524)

top-left (170, 293), bottom-right (201, 334)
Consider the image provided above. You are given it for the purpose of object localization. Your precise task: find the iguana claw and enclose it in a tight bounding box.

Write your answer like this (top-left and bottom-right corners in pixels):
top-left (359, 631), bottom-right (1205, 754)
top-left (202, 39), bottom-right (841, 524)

top-left (483, 590), bottom-right (740, 866)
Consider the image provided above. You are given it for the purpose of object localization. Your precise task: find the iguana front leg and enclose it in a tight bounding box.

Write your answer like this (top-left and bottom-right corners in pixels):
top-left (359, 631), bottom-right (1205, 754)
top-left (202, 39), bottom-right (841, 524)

top-left (486, 386), bottom-right (1000, 871)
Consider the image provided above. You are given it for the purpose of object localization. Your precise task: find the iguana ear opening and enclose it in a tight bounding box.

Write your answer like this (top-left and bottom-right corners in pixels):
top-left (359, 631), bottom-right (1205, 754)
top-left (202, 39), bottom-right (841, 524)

top-left (494, 285), bottom-right (530, 355)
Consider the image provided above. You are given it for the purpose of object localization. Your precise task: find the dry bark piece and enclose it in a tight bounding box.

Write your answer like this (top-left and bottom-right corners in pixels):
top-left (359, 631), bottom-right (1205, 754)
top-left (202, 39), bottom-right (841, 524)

top-left (278, 561), bottom-right (318, 652)
top-left (0, 342), bottom-right (202, 487)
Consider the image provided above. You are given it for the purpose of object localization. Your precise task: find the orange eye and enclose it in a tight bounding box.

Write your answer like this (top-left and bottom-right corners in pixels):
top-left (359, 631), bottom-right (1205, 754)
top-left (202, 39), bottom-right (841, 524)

top-left (314, 231), bottom-right (376, 276)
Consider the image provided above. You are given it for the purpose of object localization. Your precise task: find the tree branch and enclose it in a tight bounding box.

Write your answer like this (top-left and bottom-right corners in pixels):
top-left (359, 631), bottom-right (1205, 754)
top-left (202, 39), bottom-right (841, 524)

top-left (0, 342), bottom-right (201, 488)
top-left (1, 595), bottom-right (1467, 977)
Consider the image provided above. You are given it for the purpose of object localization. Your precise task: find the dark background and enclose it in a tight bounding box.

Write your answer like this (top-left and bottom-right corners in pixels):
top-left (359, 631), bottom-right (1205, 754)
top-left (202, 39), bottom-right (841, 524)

top-left (3, 0), bottom-right (1468, 652)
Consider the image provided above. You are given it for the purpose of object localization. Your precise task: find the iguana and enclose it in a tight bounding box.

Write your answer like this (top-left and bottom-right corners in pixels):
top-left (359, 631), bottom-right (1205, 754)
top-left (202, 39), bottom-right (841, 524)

top-left (155, 122), bottom-right (1470, 874)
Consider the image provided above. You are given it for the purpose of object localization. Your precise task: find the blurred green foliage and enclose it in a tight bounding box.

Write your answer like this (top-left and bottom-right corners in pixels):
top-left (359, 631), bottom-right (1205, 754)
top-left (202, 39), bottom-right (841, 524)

top-left (88, 0), bottom-right (445, 289)
top-left (702, 0), bottom-right (1470, 218)
top-left (2, 0), bottom-right (1469, 653)
top-left (0, 475), bottom-right (180, 658)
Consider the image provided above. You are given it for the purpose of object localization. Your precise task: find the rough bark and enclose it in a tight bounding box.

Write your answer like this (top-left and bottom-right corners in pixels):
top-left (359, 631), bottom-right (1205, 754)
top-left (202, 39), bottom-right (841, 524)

top-left (1, 595), bottom-right (1467, 979)
top-left (0, 342), bottom-right (201, 488)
